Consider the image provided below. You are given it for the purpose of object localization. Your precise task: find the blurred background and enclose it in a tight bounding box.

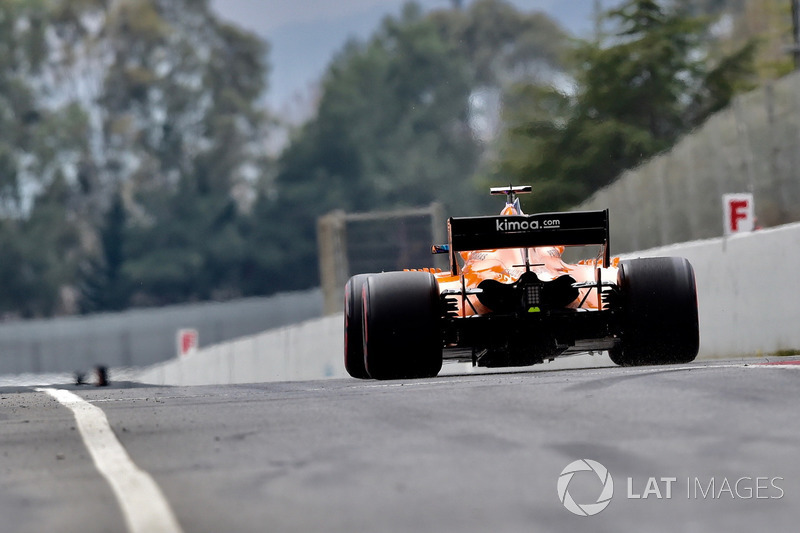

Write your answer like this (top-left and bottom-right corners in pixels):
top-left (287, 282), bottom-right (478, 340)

top-left (0, 0), bottom-right (793, 323)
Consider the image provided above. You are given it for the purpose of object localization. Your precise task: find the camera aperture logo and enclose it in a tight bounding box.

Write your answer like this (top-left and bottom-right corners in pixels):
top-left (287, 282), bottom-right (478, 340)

top-left (557, 459), bottom-right (614, 517)
top-left (557, 460), bottom-right (785, 517)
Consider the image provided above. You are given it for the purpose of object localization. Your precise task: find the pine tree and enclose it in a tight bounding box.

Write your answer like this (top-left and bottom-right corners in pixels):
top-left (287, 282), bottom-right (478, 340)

top-left (493, 0), bottom-right (756, 212)
top-left (78, 193), bottom-right (130, 313)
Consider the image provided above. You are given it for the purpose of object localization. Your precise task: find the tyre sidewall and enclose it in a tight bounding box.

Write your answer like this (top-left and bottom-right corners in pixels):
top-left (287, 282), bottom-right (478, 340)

top-left (363, 272), bottom-right (443, 380)
top-left (613, 257), bottom-right (700, 365)
top-left (344, 274), bottom-right (372, 379)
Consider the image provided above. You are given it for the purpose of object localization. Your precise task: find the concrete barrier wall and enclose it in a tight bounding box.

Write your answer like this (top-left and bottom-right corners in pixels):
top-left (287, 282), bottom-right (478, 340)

top-left (134, 221), bottom-right (800, 386)
top-left (135, 314), bottom-right (348, 386)
top-left (578, 71), bottom-right (800, 252)
top-left (0, 289), bottom-right (323, 375)
top-left (621, 222), bottom-right (800, 359)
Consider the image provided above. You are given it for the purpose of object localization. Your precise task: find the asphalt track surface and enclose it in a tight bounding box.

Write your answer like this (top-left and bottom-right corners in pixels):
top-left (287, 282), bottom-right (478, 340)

top-left (1, 357), bottom-right (799, 533)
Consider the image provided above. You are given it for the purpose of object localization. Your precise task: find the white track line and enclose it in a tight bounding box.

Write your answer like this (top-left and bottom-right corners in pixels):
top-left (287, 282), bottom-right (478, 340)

top-left (37, 388), bottom-right (183, 533)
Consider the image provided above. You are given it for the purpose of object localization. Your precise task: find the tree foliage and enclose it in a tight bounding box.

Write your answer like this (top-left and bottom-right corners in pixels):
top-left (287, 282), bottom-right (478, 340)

top-left (0, 0), bottom-right (271, 316)
top-left (0, 1), bottom-right (91, 316)
top-left (492, 0), bottom-right (757, 212)
top-left (0, 0), bottom-right (770, 318)
top-left (78, 192), bottom-right (130, 313)
top-left (264, 1), bottom-right (571, 290)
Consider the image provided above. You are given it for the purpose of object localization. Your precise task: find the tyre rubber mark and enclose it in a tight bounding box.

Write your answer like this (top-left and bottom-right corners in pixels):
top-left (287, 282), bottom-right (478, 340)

top-left (36, 388), bottom-right (184, 533)
top-left (755, 360), bottom-right (800, 366)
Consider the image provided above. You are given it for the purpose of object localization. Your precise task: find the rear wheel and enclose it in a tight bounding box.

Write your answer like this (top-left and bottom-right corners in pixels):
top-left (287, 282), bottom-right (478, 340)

top-left (344, 274), bottom-right (372, 379)
top-left (609, 257), bottom-right (699, 366)
top-left (363, 272), bottom-right (443, 380)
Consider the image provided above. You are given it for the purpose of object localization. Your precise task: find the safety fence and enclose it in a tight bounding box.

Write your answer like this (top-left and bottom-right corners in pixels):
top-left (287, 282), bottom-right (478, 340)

top-left (578, 71), bottom-right (800, 253)
top-left (317, 204), bottom-right (447, 314)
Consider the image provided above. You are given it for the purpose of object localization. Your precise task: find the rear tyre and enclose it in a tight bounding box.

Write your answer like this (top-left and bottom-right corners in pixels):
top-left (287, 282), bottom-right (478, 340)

top-left (363, 272), bottom-right (443, 380)
top-left (344, 274), bottom-right (372, 379)
top-left (609, 257), bottom-right (699, 366)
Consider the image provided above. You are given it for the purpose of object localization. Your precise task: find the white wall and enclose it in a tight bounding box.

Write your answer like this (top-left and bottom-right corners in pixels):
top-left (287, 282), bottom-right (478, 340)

top-left (134, 222), bottom-right (800, 385)
top-left (621, 221), bottom-right (800, 359)
top-left (135, 314), bottom-right (347, 386)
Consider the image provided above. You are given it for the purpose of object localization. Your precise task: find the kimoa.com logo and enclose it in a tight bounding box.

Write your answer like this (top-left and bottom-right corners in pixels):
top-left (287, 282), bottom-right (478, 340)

top-left (557, 459), bottom-right (614, 517)
top-left (494, 218), bottom-right (561, 232)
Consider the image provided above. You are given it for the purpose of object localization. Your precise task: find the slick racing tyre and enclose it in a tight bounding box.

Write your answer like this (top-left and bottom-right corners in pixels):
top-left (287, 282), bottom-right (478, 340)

top-left (609, 257), bottom-right (700, 366)
top-left (344, 274), bottom-right (372, 379)
top-left (362, 271), bottom-right (443, 380)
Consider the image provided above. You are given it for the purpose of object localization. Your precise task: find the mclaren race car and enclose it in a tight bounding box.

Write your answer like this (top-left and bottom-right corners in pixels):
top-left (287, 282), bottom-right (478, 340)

top-left (344, 185), bottom-right (700, 380)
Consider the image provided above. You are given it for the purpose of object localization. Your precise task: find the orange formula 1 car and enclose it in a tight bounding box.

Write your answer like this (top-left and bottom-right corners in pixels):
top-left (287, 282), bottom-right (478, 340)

top-left (344, 186), bottom-right (699, 380)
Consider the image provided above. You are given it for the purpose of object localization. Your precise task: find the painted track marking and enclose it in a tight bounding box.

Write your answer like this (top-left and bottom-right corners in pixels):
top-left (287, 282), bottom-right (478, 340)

top-left (37, 388), bottom-right (183, 533)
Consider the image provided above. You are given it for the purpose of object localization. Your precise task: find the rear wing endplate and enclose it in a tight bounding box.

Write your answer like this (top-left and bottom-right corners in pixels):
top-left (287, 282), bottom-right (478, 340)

top-left (446, 209), bottom-right (610, 274)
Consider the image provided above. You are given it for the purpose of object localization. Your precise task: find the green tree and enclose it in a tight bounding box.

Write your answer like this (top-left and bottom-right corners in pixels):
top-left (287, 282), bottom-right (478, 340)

top-left (0, 175), bottom-right (81, 318)
top-left (105, 0), bottom-right (271, 305)
top-left (78, 192), bottom-right (131, 313)
top-left (0, 2), bottom-right (92, 317)
top-left (123, 182), bottom-right (249, 306)
top-left (493, 0), bottom-right (756, 212)
top-left (44, 0), bottom-right (272, 308)
top-left (709, 0), bottom-right (794, 81)
top-left (264, 3), bottom-right (479, 290)
top-left (434, 0), bottom-right (568, 89)
top-left (261, 1), bottom-right (571, 292)
top-left (0, 0), bottom-right (273, 315)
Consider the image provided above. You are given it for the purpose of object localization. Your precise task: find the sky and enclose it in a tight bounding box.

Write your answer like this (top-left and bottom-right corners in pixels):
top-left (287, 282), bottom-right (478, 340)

top-left (210, 0), bottom-right (600, 116)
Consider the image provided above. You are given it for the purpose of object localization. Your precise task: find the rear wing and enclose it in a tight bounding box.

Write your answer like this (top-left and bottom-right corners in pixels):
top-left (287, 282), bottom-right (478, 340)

top-left (444, 209), bottom-right (610, 275)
